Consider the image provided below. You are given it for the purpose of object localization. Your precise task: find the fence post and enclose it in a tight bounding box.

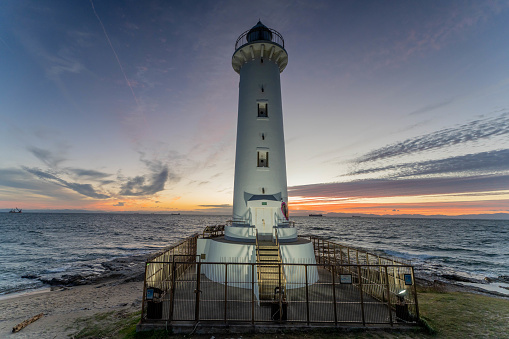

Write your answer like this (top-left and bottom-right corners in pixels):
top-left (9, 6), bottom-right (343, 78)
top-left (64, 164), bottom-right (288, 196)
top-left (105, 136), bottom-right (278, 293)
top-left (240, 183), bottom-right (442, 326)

top-left (384, 266), bottom-right (394, 326)
top-left (224, 263), bottom-right (228, 323)
top-left (357, 265), bottom-right (366, 326)
top-left (278, 263), bottom-right (282, 322)
top-left (340, 246), bottom-right (344, 273)
top-left (251, 263), bottom-right (255, 325)
top-left (412, 266), bottom-right (420, 319)
top-left (327, 241), bottom-right (331, 266)
top-left (170, 260), bottom-right (177, 321)
top-left (141, 262), bottom-right (148, 320)
top-left (195, 262), bottom-right (201, 322)
top-left (332, 265), bottom-right (337, 325)
top-left (305, 264), bottom-right (310, 325)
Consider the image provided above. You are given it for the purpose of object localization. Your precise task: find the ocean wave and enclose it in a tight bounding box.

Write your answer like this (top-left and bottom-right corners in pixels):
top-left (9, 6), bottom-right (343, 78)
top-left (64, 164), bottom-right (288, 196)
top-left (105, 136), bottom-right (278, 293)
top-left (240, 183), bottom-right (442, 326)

top-left (381, 249), bottom-right (437, 261)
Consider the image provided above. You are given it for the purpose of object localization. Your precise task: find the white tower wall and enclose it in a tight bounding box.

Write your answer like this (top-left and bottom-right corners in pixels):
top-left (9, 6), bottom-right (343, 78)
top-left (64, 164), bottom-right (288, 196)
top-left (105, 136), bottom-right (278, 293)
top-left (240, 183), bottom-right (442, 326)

top-left (232, 57), bottom-right (288, 227)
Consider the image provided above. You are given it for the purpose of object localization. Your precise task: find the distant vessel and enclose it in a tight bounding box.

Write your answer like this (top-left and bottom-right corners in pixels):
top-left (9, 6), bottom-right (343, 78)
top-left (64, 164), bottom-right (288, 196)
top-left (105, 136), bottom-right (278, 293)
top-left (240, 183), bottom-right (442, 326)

top-left (171, 213), bottom-right (180, 215)
top-left (352, 215), bottom-right (361, 218)
top-left (9, 208), bottom-right (22, 213)
top-left (309, 214), bottom-right (323, 217)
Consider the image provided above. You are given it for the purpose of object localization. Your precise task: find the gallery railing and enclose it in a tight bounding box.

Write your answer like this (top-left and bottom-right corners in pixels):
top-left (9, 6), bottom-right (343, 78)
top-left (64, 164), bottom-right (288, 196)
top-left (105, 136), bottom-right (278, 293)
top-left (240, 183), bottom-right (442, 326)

top-left (140, 234), bottom-right (419, 327)
top-left (235, 27), bottom-right (285, 51)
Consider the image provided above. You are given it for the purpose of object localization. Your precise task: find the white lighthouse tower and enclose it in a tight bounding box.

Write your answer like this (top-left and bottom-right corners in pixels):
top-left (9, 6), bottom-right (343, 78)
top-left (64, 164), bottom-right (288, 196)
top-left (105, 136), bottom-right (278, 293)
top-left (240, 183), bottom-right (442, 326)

top-left (227, 21), bottom-right (295, 242)
top-left (197, 22), bottom-right (317, 294)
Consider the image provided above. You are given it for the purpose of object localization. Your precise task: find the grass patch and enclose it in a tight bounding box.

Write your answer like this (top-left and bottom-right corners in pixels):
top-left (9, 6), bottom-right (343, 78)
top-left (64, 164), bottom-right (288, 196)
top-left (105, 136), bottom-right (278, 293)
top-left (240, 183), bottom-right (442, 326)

top-left (72, 310), bottom-right (141, 339)
top-left (418, 290), bottom-right (509, 338)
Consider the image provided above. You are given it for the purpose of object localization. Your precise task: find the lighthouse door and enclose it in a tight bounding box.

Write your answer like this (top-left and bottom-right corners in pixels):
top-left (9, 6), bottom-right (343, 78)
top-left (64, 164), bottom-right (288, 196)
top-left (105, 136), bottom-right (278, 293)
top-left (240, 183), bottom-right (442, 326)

top-left (255, 207), bottom-right (273, 235)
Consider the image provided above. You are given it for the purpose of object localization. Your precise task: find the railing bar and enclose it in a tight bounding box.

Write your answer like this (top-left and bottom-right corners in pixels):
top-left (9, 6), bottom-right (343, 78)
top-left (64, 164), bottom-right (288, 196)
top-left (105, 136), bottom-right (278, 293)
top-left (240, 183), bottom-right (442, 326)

top-left (412, 266), bottom-right (420, 320)
top-left (357, 265), bottom-right (366, 326)
top-left (251, 263), bottom-right (255, 325)
top-left (384, 266), bottom-right (394, 326)
top-left (332, 265), bottom-right (337, 326)
top-left (305, 264), bottom-right (310, 325)
top-left (224, 263), bottom-right (228, 324)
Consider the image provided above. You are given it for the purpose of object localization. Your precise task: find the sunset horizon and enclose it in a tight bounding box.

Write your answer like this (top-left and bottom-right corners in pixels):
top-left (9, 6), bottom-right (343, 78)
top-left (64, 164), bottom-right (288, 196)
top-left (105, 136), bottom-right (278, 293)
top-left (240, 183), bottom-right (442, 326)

top-left (1, 1), bottom-right (508, 219)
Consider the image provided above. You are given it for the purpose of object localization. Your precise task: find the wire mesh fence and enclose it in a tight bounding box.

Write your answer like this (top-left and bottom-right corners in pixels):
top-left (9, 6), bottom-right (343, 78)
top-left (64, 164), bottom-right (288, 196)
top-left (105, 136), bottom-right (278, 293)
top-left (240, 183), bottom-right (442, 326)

top-left (141, 234), bottom-right (419, 326)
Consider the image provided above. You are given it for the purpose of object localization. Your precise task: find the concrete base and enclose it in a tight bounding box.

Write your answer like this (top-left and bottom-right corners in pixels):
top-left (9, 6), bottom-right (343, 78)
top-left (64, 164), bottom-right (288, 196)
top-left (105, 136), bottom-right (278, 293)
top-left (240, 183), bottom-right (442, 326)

top-left (137, 319), bottom-right (419, 334)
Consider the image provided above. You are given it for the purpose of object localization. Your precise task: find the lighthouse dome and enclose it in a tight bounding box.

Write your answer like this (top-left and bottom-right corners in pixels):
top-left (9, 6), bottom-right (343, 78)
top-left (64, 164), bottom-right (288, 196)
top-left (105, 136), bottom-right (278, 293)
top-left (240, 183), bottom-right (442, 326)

top-left (246, 21), bottom-right (273, 42)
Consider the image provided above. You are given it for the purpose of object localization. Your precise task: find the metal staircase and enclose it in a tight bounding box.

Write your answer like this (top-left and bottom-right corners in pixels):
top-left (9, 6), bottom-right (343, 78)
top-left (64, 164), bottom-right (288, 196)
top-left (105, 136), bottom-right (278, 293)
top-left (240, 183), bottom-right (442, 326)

top-left (256, 230), bottom-right (286, 301)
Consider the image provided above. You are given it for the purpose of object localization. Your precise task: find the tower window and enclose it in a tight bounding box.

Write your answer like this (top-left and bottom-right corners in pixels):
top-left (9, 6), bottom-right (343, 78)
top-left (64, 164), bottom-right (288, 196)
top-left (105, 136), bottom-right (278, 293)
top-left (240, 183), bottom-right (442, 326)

top-left (257, 151), bottom-right (269, 167)
top-left (258, 103), bottom-right (268, 117)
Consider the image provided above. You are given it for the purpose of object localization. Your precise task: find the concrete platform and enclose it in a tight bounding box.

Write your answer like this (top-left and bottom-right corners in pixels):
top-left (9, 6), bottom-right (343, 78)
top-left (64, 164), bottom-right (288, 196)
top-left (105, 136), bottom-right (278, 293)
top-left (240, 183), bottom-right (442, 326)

top-left (138, 265), bottom-right (418, 332)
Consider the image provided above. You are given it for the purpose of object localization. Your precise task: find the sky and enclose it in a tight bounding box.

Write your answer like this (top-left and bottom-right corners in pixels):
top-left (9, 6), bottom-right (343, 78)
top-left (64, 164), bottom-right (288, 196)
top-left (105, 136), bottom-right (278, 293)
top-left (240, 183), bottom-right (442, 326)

top-left (1, 0), bottom-right (508, 217)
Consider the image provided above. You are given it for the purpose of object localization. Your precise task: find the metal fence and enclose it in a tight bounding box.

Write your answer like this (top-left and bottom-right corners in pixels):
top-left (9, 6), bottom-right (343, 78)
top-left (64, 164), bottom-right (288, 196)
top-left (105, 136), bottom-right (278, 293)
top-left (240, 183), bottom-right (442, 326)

top-left (141, 234), bottom-right (419, 327)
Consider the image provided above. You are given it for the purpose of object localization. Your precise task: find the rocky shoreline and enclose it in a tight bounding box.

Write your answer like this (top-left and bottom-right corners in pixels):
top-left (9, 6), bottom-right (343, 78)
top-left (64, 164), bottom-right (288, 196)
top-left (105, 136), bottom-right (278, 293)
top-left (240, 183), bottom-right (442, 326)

top-left (1, 251), bottom-right (508, 338)
top-left (18, 252), bottom-right (509, 299)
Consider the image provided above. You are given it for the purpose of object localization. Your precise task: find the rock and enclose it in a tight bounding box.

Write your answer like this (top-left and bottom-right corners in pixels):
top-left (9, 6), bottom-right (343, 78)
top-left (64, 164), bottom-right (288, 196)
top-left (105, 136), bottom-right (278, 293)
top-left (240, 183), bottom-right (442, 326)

top-left (440, 274), bottom-right (482, 284)
top-left (21, 274), bottom-right (40, 279)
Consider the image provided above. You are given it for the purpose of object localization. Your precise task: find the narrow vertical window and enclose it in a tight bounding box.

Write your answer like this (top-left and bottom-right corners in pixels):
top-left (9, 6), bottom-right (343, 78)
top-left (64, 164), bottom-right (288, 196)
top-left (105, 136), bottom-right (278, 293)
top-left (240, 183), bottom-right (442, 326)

top-left (258, 102), bottom-right (268, 117)
top-left (257, 151), bottom-right (269, 167)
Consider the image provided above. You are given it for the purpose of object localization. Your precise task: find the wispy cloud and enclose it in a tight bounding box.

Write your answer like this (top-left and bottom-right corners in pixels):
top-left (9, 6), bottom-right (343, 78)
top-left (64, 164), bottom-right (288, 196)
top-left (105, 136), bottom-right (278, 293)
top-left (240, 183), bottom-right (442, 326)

top-left (113, 202), bottom-right (125, 206)
top-left (350, 149), bottom-right (509, 177)
top-left (68, 168), bottom-right (111, 180)
top-left (119, 166), bottom-right (169, 196)
top-left (118, 152), bottom-right (181, 196)
top-left (27, 146), bottom-right (66, 168)
top-left (289, 175), bottom-right (509, 199)
top-left (356, 113), bottom-right (509, 163)
top-left (409, 98), bottom-right (454, 115)
top-left (23, 166), bottom-right (109, 199)
top-left (198, 204), bottom-right (231, 208)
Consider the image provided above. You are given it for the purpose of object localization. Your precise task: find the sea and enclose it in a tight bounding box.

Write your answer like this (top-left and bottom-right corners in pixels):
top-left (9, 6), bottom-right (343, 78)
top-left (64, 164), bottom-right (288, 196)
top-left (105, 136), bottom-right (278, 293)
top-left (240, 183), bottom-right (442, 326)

top-left (1, 213), bottom-right (508, 297)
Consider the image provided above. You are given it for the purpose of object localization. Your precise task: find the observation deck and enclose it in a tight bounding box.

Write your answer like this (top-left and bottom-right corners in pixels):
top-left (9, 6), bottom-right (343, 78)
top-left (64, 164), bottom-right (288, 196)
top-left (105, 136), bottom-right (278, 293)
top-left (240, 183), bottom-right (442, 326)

top-left (232, 21), bottom-right (288, 73)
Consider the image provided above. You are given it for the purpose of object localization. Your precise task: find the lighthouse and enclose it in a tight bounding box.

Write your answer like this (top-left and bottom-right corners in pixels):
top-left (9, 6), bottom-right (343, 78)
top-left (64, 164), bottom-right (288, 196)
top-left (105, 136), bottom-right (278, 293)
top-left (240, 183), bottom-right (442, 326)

top-left (197, 22), bottom-right (317, 292)
top-left (227, 21), bottom-right (295, 242)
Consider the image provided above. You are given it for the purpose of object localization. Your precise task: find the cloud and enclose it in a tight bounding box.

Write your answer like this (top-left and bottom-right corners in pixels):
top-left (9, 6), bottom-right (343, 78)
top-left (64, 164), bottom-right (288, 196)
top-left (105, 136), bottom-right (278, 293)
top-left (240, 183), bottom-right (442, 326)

top-left (356, 113), bottom-right (509, 163)
top-left (289, 174), bottom-right (509, 199)
top-left (119, 166), bottom-right (170, 196)
top-left (409, 99), bottom-right (454, 115)
top-left (350, 149), bottom-right (509, 177)
top-left (113, 202), bottom-right (125, 206)
top-left (68, 168), bottom-right (111, 180)
top-left (23, 167), bottom-right (109, 199)
top-left (198, 204), bottom-right (232, 208)
top-left (27, 146), bottom-right (66, 167)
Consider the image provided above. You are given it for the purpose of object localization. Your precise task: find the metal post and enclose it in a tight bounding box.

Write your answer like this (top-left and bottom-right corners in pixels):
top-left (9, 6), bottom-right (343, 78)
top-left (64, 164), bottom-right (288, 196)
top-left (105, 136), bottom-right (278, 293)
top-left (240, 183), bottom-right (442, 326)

top-left (305, 264), bottom-right (310, 325)
top-left (347, 248), bottom-right (351, 273)
top-left (278, 263), bottom-right (282, 322)
top-left (195, 262), bottom-right (201, 322)
top-left (170, 260), bottom-right (177, 321)
top-left (224, 263), bottom-right (228, 323)
top-left (384, 266), bottom-right (394, 326)
top-left (357, 265), bottom-right (366, 326)
top-left (412, 266), bottom-right (420, 319)
top-left (251, 263), bottom-right (255, 324)
top-left (332, 265), bottom-right (337, 325)
top-left (340, 246), bottom-right (344, 273)
top-left (141, 262), bottom-right (148, 320)
top-left (327, 241), bottom-right (331, 267)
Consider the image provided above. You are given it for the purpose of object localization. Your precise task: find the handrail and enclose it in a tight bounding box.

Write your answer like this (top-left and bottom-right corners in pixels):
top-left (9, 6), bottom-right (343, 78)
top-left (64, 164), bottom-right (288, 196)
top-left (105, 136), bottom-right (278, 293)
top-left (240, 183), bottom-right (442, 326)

top-left (300, 234), bottom-right (411, 266)
top-left (274, 228), bottom-right (286, 300)
top-left (255, 229), bottom-right (260, 263)
top-left (234, 27), bottom-right (285, 50)
top-left (255, 229), bottom-right (261, 283)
